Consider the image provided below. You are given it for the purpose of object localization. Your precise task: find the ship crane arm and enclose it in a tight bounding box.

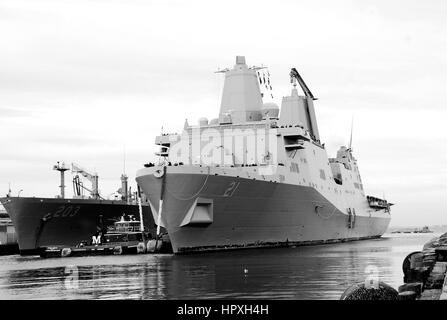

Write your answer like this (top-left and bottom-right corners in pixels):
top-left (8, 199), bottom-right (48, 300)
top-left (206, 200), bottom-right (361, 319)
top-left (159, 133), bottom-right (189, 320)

top-left (290, 68), bottom-right (317, 100)
top-left (71, 163), bottom-right (97, 182)
top-left (71, 163), bottom-right (100, 199)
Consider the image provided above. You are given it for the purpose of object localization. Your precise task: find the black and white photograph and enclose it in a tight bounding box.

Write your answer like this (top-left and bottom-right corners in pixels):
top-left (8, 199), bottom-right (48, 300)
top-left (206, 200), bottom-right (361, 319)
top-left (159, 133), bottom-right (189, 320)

top-left (0, 0), bottom-right (446, 309)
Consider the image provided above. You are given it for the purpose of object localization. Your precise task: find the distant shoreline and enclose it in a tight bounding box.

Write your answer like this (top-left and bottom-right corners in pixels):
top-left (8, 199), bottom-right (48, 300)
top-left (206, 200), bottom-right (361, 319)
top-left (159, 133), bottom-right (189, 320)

top-left (387, 225), bottom-right (447, 234)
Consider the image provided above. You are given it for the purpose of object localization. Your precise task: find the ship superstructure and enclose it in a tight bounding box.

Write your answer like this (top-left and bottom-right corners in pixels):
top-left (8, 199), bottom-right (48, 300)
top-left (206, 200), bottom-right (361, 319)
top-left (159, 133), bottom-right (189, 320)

top-left (136, 56), bottom-right (392, 254)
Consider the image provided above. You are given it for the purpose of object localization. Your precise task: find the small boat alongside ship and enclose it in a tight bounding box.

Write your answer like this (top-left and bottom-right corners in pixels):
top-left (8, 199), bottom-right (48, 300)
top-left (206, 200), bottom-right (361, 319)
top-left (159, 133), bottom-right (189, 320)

top-left (42, 214), bottom-right (171, 258)
top-left (0, 162), bottom-right (158, 256)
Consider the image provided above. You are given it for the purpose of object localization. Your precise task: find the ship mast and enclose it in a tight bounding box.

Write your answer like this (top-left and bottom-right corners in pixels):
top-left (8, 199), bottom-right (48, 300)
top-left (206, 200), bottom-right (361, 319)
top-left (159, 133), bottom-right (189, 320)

top-left (53, 162), bottom-right (69, 199)
top-left (348, 116), bottom-right (354, 151)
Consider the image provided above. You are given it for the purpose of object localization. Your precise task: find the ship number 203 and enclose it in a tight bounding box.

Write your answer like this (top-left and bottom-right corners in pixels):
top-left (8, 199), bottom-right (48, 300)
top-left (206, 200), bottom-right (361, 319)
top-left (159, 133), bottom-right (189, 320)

top-left (43, 206), bottom-right (81, 220)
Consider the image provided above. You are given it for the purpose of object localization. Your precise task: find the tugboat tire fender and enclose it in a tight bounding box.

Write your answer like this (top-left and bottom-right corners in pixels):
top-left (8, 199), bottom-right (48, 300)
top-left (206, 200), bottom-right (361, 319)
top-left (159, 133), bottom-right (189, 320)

top-left (61, 248), bottom-right (72, 257)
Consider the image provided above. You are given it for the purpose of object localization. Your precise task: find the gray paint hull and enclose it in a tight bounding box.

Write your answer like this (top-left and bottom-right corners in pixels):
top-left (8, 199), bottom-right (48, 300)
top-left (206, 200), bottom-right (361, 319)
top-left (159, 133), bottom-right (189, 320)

top-left (136, 172), bottom-right (391, 254)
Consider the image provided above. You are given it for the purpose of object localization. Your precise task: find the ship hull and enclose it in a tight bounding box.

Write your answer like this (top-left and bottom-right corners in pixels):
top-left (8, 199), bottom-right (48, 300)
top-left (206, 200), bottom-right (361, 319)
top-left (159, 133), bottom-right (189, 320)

top-left (136, 169), bottom-right (391, 254)
top-left (0, 197), bottom-right (155, 255)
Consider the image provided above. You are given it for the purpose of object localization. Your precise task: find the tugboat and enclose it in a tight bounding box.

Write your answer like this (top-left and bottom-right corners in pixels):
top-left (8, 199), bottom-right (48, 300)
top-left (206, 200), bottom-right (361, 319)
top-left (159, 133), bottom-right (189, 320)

top-left (42, 214), bottom-right (171, 258)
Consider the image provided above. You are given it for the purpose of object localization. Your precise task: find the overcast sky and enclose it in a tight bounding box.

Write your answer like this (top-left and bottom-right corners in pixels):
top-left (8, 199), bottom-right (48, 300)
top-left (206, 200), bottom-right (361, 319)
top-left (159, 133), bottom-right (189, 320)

top-left (1, 0), bottom-right (446, 226)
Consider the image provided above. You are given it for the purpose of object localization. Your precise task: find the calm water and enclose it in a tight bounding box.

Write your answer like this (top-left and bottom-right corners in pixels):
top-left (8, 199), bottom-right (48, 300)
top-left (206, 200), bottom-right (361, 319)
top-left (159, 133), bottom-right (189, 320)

top-left (0, 233), bottom-right (438, 300)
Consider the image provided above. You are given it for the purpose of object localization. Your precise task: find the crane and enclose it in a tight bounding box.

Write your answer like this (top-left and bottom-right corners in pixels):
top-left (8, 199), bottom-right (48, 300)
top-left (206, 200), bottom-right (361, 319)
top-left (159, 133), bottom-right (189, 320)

top-left (289, 67), bottom-right (321, 142)
top-left (289, 68), bottom-right (317, 100)
top-left (71, 163), bottom-right (101, 199)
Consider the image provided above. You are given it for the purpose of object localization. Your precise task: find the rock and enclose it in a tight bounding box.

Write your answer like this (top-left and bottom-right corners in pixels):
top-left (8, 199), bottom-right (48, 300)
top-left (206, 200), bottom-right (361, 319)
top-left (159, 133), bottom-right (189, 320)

top-left (404, 269), bottom-right (429, 284)
top-left (402, 251), bottom-right (422, 274)
top-left (424, 276), bottom-right (445, 290)
top-left (441, 274), bottom-right (447, 300)
top-left (423, 233), bottom-right (447, 251)
top-left (423, 237), bottom-right (441, 251)
top-left (398, 282), bottom-right (422, 296)
top-left (431, 261), bottom-right (447, 273)
top-left (419, 289), bottom-right (442, 300)
top-left (435, 247), bottom-right (447, 262)
top-left (422, 252), bottom-right (438, 269)
top-left (398, 291), bottom-right (417, 300)
top-left (410, 252), bottom-right (424, 269)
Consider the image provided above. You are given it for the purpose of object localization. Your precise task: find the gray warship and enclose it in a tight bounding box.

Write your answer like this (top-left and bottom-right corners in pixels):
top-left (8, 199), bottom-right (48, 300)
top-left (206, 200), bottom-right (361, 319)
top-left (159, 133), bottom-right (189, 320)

top-left (136, 56), bottom-right (392, 254)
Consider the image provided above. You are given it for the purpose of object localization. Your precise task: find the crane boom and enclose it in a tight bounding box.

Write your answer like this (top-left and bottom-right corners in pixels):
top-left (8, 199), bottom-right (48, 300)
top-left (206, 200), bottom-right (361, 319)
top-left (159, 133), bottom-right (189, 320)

top-left (288, 67), bottom-right (321, 142)
top-left (290, 68), bottom-right (317, 100)
top-left (71, 163), bottom-right (100, 199)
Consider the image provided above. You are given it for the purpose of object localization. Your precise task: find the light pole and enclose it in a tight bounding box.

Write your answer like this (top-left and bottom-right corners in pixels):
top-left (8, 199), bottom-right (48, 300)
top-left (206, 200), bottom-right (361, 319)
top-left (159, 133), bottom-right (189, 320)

top-left (18, 189), bottom-right (23, 197)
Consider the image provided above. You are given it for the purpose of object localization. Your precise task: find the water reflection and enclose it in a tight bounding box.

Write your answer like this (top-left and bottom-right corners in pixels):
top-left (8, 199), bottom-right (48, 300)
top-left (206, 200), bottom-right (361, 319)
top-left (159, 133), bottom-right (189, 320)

top-left (0, 233), bottom-right (436, 300)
